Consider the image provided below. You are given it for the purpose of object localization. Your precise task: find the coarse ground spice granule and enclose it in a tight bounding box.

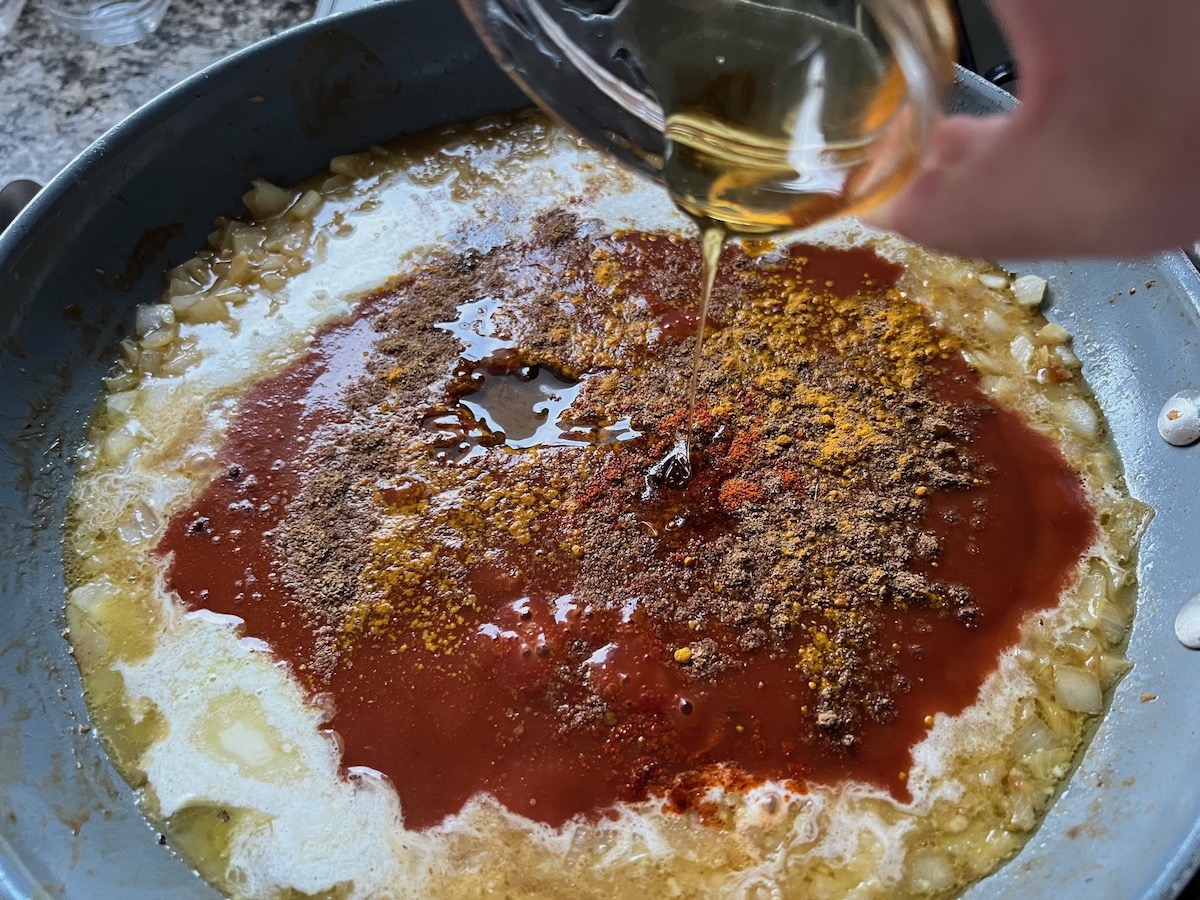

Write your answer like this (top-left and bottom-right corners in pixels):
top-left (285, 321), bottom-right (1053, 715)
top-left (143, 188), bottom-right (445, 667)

top-left (159, 211), bottom-right (1096, 829)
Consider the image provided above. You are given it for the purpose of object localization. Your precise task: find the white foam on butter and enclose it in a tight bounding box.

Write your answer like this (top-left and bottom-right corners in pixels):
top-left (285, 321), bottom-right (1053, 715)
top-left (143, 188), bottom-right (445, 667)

top-left (118, 594), bottom-right (435, 896)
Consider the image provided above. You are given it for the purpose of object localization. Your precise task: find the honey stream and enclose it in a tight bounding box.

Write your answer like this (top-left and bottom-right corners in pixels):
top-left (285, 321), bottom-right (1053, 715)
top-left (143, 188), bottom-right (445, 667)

top-left (645, 17), bottom-right (908, 482)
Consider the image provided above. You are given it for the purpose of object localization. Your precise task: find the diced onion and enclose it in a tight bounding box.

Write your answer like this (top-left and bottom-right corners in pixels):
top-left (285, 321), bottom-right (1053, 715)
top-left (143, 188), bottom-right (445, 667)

top-left (1054, 345), bottom-right (1082, 369)
top-left (260, 272), bottom-right (287, 292)
top-left (1056, 398), bottom-right (1100, 439)
top-left (1062, 627), bottom-right (1100, 657)
top-left (230, 226), bottom-right (266, 256)
top-left (227, 252), bottom-right (254, 283)
top-left (981, 308), bottom-right (1009, 337)
top-left (1053, 665), bottom-right (1103, 714)
top-left (1009, 334), bottom-right (1035, 368)
top-left (288, 189), bottom-right (323, 221)
top-left (907, 851), bottom-right (955, 893)
top-left (69, 578), bottom-right (118, 615)
top-left (119, 338), bottom-right (140, 366)
top-left (172, 293), bottom-right (228, 325)
top-left (181, 257), bottom-right (209, 283)
top-left (329, 153), bottom-right (373, 178)
top-left (139, 324), bottom-right (178, 350)
top-left (961, 350), bottom-right (1004, 376)
top-left (243, 178), bottom-right (296, 219)
top-left (159, 345), bottom-right (203, 377)
top-left (215, 287), bottom-right (250, 307)
top-left (105, 391), bottom-right (137, 423)
top-left (103, 364), bottom-right (139, 393)
top-left (1007, 792), bottom-right (1037, 832)
top-left (258, 252), bottom-right (286, 272)
top-left (1036, 323), bottom-right (1071, 345)
top-left (1013, 716), bottom-right (1056, 761)
top-left (167, 272), bottom-right (204, 297)
top-left (1097, 653), bottom-right (1131, 687)
top-left (321, 174), bottom-right (352, 193)
top-left (1096, 599), bottom-right (1131, 645)
top-left (979, 375), bottom-right (1019, 403)
top-left (1012, 274), bottom-right (1047, 307)
top-left (206, 220), bottom-right (233, 250)
top-left (135, 303), bottom-right (176, 338)
top-left (101, 426), bottom-right (138, 464)
top-left (114, 499), bottom-right (161, 545)
top-left (137, 349), bottom-right (164, 375)
top-left (67, 616), bottom-right (110, 673)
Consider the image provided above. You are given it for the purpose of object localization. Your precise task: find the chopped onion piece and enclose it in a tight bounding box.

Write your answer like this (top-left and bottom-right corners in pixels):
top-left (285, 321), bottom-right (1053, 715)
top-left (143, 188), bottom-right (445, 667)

top-left (1009, 334), bottom-right (1035, 368)
top-left (167, 272), bottom-right (204, 297)
top-left (1011, 274), bottom-right (1047, 308)
top-left (321, 174), bottom-right (352, 194)
top-left (1097, 600), bottom-right (1130, 645)
top-left (230, 226), bottom-right (266, 256)
top-left (100, 426), bottom-right (138, 464)
top-left (1014, 715), bottom-right (1057, 761)
top-left (135, 303), bottom-right (176, 338)
top-left (68, 616), bottom-right (109, 674)
top-left (1053, 665), bottom-right (1102, 714)
top-left (243, 178), bottom-right (296, 219)
top-left (105, 390), bottom-right (137, 423)
top-left (159, 345), bottom-right (203, 377)
top-left (1007, 792), bottom-right (1037, 832)
top-left (907, 851), bottom-right (955, 893)
top-left (138, 349), bottom-right (165, 375)
top-left (103, 364), bottom-right (138, 393)
top-left (173, 293), bottom-right (228, 325)
top-left (114, 498), bottom-right (161, 545)
top-left (69, 578), bottom-right (118, 616)
top-left (260, 272), bottom-right (287, 292)
top-left (981, 307), bottom-right (1008, 336)
top-left (961, 349), bottom-right (1004, 376)
top-left (1036, 323), bottom-right (1071, 345)
top-left (1055, 346), bottom-right (1082, 370)
top-left (1057, 398), bottom-right (1100, 439)
top-left (1097, 653), bottom-right (1131, 687)
top-left (329, 153), bottom-right (373, 178)
top-left (288, 189), bottom-right (323, 221)
top-left (139, 324), bottom-right (178, 350)
top-left (118, 338), bottom-right (140, 367)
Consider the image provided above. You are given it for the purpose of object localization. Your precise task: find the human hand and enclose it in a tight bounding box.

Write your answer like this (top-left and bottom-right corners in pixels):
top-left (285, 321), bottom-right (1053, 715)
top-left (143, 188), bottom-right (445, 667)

top-left (871, 0), bottom-right (1200, 260)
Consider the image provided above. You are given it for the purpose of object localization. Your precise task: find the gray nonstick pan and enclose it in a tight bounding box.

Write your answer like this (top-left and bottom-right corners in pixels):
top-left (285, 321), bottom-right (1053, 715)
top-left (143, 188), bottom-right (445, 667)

top-left (1, 1), bottom-right (1199, 896)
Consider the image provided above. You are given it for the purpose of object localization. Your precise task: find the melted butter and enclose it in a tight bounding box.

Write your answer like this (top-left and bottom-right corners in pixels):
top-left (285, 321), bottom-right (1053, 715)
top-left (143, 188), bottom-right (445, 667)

top-left (198, 690), bottom-right (300, 777)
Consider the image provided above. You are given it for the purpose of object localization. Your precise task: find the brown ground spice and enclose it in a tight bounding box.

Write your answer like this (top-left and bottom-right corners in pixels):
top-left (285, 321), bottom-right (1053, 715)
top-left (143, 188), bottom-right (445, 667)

top-left (274, 211), bottom-right (985, 750)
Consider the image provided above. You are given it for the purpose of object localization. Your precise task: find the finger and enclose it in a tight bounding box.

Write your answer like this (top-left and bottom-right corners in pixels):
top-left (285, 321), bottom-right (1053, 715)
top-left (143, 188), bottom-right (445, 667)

top-left (868, 112), bottom-right (1146, 260)
top-left (868, 115), bottom-right (1038, 259)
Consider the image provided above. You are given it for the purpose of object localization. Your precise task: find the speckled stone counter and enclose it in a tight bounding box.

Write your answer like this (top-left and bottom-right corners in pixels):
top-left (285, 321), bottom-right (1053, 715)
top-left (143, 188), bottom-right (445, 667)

top-left (0, 0), bottom-right (314, 188)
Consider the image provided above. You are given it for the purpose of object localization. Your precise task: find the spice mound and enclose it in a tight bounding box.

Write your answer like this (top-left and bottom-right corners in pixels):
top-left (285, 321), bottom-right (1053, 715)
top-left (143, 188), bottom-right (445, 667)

top-left (159, 213), bottom-right (1094, 830)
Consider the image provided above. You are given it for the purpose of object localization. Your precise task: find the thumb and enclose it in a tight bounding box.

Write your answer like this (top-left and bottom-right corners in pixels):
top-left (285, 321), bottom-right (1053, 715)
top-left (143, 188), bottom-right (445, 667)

top-left (867, 112), bottom-right (1138, 261)
top-left (867, 114), bottom-right (1045, 259)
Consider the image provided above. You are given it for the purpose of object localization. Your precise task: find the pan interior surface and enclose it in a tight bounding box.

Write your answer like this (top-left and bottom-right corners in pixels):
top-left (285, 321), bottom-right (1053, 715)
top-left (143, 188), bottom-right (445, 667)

top-left (0, 5), bottom-right (1198, 898)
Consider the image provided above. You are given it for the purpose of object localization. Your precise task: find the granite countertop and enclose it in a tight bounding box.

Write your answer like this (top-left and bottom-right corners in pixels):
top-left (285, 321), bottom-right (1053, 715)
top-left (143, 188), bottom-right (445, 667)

top-left (0, 0), bottom-right (315, 189)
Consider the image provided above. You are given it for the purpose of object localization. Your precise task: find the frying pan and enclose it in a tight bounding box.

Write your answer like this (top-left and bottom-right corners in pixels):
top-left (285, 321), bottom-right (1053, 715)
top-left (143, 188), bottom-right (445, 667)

top-left (1, 1), bottom-right (1198, 896)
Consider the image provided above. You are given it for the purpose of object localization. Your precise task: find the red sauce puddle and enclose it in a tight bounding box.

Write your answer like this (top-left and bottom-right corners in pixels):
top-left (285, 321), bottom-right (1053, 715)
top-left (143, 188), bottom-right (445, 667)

top-left (159, 240), bottom-right (1095, 830)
